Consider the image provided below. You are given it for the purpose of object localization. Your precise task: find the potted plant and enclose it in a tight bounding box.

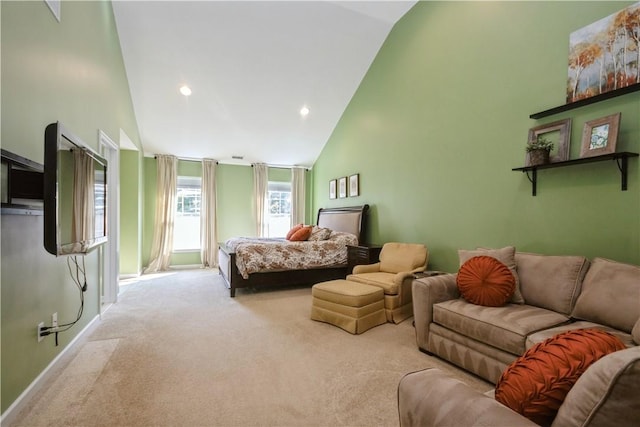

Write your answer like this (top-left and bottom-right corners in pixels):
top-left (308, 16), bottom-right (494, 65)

top-left (526, 137), bottom-right (554, 166)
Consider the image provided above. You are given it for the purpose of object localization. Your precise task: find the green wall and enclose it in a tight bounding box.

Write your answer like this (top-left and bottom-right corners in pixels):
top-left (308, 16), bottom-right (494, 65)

top-left (1, 0), bottom-right (142, 413)
top-left (312, 1), bottom-right (640, 272)
top-left (119, 149), bottom-right (143, 275)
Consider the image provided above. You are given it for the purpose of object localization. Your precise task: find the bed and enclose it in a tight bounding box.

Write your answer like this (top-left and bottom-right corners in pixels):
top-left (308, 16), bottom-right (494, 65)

top-left (218, 205), bottom-right (369, 297)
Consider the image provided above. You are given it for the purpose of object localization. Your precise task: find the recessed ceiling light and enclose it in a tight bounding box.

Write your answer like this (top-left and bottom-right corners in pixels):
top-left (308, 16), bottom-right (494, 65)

top-left (179, 85), bottom-right (192, 96)
top-left (300, 106), bottom-right (310, 117)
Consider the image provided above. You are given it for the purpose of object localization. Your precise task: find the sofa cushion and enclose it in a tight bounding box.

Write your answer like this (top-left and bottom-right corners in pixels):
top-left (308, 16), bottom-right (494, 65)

top-left (459, 246), bottom-right (524, 304)
top-left (495, 329), bottom-right (626, 426)
top-left (347, 272), bottom-right (398, 294)
top-left (571, 258), bottom-right (640, 333)
top-left (515, 252), bottom-right (590, 315)
top-left (379, 242), bottom-right (427, 274)
top-left (526, 321), bottom-right (636, 350)
top-left (633, 318), bottom-right (640, 345)
top-left (551, 346), bottom-right (640, 427)
top-left (433, 299), bottom-right (570, 355)
top-left (457, 256), bottom-right (515, 307)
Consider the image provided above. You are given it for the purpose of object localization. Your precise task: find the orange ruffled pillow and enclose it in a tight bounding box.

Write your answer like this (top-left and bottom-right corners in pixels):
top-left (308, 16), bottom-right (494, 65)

top-left (495, 329), bottom-right (626, 426)
top-left (286, 224), bottom-right (303, 240)
top-left (288, 225), bottom-right (312, 241)
top-left (456, 255), bottom-right (515, 306)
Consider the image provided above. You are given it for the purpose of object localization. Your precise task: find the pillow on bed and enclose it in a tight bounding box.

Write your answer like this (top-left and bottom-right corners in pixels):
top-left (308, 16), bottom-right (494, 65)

top-left (286, 224), bottom-right (303, 240)
top-left (288, 225), bottom-right (312, 241)
top-left (308, 226), bottom-right (332, 241)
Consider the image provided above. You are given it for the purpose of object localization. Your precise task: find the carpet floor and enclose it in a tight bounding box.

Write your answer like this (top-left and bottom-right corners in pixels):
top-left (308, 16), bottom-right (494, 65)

top-left (12, 269), bottom-right (491, 427)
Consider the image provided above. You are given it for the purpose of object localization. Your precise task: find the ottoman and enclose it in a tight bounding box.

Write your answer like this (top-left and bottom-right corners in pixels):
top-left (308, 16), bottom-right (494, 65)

top-left (310, 279), bottom-right (387, 334)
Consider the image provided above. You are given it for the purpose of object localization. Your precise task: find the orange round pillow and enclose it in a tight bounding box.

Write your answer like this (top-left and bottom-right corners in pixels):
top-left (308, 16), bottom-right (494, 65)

top-left (456, 255), bottom-right (515, 306)
top-left (495, 329), bottom-right (626, 426)
top-left (288, 225), bottom-right (312, 241)
top-left (286, 224), bottom-right (303, 240)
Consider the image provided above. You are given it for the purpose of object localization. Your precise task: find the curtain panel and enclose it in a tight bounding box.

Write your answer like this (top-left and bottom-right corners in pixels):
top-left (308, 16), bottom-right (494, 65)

top-left (291, 167), bottom-right (306, 226)
top-left (253, 163), bottom-right (268, 237)
top-left (145, 155), bottom-right (177, 272)
top-left (200, 159), bottom-right (218, 268)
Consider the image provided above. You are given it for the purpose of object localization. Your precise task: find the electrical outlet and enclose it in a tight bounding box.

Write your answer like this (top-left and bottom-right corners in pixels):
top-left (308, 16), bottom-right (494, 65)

top-left (37, 322), bottom-right (45, 342)
top-left (52, 312), bottom-right (58, 328)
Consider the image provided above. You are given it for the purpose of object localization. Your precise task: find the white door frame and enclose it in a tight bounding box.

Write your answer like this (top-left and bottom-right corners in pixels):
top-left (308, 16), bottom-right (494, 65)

top-left (98, 130), bottom-right (120, 312)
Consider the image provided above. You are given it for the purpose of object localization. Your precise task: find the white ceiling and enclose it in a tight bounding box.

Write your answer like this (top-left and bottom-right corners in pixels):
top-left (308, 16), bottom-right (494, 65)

top-left (112, 1), bottom-right (416, 167)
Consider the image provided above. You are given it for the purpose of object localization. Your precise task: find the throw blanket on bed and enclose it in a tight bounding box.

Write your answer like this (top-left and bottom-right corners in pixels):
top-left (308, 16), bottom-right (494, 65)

top-left (225, 231), bottom-right (358, 279)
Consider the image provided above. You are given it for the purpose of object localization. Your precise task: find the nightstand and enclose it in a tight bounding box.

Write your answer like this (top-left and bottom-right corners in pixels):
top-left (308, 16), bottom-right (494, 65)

top-left (346, 244), bottom-right (383, 274)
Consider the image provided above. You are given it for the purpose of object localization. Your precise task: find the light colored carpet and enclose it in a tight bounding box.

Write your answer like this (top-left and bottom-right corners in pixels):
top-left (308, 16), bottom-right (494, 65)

top-left (12, 269), bottom-right (491, 427)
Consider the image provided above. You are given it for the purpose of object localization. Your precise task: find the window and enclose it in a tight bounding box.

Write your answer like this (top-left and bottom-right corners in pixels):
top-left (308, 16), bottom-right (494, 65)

top-left (267, 181), bottom-right (291, 237)
top-left (174, 176), bottom-right (201, 251)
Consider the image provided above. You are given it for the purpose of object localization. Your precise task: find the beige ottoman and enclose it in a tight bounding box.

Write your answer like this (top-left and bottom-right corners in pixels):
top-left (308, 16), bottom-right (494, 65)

top-left (310, 279), bottom-right (387, 334)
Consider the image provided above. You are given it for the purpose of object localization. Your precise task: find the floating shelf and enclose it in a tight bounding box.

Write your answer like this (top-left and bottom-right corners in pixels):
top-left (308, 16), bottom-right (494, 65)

top-left (512, 152), bottom-right (639, 196)
top-left (530, 83), bottom-right (640, 119)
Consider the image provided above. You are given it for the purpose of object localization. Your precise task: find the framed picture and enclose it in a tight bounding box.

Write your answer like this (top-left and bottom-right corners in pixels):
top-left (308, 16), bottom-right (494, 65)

top-left (338, 177), bottom-right (347, 198)
top-left (329, 179), bottom-right (337, 199)
top-left (580, 113), bottom-right (621, 158)
top-left (349, 174), bottom-right (359, 197)
top-left (567, 3), bottom-right (640, 103)
top-left (527, 118), bottom-right (572, 164)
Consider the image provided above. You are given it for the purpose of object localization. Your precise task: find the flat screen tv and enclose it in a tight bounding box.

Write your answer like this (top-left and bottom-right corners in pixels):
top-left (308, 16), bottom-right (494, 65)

top-left (44, 122), bottom-right (108, 256)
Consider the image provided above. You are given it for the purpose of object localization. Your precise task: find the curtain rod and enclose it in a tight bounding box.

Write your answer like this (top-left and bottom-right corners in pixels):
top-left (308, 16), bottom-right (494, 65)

top-left (153, 155), bottom-right (218, 164)
top-left (251, 163), bottom-right (309, 171)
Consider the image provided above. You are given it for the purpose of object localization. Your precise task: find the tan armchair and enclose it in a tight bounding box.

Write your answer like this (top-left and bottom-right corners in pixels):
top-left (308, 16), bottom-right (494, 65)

top-left (346, 242), bottom-right (428, 324)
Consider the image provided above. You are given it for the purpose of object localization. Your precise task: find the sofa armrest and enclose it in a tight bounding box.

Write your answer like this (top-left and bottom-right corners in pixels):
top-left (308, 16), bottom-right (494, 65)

top-left (393, 267), bottom-right (426, 286)
top-left (352, 262), bottom-right (381, 274)
top-left (412, 273), bottom-right (459, 351)
top-left (398, 368), bottom-right (537, 427)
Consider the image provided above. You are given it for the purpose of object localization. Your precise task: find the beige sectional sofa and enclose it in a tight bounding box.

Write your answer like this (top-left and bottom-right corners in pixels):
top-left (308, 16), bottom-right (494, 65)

top-left (404, 252), bottom-right (640, 426)
top-left (412, 253), bottom-right (640, 384)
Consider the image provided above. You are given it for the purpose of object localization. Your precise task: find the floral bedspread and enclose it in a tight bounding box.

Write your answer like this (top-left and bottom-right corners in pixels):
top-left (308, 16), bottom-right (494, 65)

top-left (225, 232), bottom-right (358, 279)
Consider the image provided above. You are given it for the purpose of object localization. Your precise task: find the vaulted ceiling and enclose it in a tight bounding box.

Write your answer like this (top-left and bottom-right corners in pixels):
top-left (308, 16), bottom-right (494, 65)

top-left (112, 1), bottom-right (416, 167)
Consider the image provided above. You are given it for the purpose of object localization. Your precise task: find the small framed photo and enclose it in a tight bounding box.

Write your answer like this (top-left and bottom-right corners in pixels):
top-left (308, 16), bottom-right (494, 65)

top-left (338, 177), bottom-right (347, 198)
top-left (349, 173), bottom-right (359, 197)
top-left (329, 179), bottom-right (337, 199)
top-left (527, 118), bottom-right (572, 164)
top-left (580, 113), bottom-right (621, 158)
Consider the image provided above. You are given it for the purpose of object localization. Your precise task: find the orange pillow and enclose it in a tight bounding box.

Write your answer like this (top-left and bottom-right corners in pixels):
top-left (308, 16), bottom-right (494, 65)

top-left (495, 329), bottom-right (626, 426)
top-left (285, 224), bottom-right (303, 240)
top-left (456, 255), bottom-right (515, 306)
top-left (288, 225), bottom-right (312, 241)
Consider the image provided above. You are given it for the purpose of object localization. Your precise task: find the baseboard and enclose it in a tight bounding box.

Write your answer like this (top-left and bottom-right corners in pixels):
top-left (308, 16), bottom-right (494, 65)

top-left (169, 264), bottom-right (204, 270)
top-left (118, 273), bottom-right (140, 280)
top-left (0, 314), bottom-right (101, 425)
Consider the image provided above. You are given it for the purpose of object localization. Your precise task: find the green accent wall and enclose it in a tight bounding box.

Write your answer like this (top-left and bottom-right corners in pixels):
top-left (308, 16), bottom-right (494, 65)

top-left (1, 0), bottom-right (142, 414)
top-left (312, 1), bottom-right (640, 272)
top-left (216, 164), bottom-right (255, 242)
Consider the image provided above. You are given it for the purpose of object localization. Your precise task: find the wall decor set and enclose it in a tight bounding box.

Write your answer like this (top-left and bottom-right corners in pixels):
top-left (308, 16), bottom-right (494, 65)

top-left (329, 174), bottom-right (359, 199)
top-left (525, 2), bottom-right (638, 165)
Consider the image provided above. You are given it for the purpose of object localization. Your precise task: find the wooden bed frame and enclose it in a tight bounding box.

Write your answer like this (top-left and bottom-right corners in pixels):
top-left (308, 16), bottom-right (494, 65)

top-left (218, 205), bottom-right (369, 297)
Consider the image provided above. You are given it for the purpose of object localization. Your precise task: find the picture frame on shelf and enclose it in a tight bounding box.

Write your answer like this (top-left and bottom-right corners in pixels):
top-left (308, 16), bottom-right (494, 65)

top-left (338, 177), bottom-right (347, 198)
top-left (348, 173), bottom-right (359, 197)
top-left (580, 112), bottom-right (621, 158)
top-left (329, 179), bottom-right (337, 199)
top-left (527, 118), bottom-right (572, 165)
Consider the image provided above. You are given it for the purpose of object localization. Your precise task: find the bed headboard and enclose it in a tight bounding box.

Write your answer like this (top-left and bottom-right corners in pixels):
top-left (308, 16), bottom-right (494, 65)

top-left (317, 205), bottom-right (369, 244)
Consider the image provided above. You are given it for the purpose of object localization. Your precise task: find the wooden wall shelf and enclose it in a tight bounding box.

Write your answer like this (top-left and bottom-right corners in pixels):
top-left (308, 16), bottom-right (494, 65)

top-left (512, 152), bottom-right (639, 196)
top-left (530, 83), bottom-right (640, 119)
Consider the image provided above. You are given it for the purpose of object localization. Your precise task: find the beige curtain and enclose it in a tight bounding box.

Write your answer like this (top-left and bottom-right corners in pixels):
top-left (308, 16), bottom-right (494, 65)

top-left (72, 149), bottom-right (95, 247)
top-left (253, 163), bottom-right (268, 237)
top-left (291, 167), bottom-right (306, 226)
top-left (145, 155), bottom-right (177, 272)
top-left (200, 159), bottom-right (218, 268)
